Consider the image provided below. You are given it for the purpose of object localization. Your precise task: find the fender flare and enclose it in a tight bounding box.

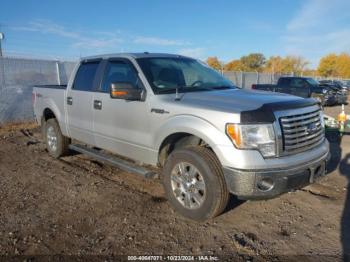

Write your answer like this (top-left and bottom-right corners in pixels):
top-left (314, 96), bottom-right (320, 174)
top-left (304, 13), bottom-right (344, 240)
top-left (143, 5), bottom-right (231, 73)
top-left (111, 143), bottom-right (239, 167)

top-left (154, 115), bottom-right (233, 161)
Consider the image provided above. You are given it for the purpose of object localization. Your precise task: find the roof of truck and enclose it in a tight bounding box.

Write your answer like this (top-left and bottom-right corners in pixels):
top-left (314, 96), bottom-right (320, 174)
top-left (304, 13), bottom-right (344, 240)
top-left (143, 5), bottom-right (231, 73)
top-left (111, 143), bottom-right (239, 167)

top-left (81, 52), bottom-right (192, 61)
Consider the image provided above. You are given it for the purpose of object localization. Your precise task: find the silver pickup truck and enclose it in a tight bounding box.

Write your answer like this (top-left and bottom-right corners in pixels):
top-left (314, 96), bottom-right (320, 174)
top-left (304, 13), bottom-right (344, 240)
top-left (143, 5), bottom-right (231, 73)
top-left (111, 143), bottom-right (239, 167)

top-left (33, 53), bottom-right (330, 221)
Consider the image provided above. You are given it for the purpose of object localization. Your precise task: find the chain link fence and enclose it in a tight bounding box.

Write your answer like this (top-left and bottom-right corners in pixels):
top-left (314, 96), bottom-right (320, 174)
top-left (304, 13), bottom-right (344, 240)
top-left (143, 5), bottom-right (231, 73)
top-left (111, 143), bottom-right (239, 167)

top-left (223, 71), bottom-right (294, 89)
top-left (0, 57), bottom-right (76, 123)
top-left (223, 71), bottom-right (348, 89)
top-left (0, 56), bottom-right (347, 123)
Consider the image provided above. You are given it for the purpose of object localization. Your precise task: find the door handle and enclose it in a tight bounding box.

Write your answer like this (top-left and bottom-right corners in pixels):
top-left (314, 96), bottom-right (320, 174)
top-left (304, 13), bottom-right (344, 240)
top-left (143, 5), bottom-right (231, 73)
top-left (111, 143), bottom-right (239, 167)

top-left (67, 96), bottom-right (73, 105)
top-left (94, 100), bottom-right (102, 110)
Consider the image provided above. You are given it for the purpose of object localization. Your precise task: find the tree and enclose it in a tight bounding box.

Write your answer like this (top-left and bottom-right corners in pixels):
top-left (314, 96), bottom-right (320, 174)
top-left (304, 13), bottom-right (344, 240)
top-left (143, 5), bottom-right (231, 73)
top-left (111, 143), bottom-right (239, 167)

top-left (206, 57), bottom-right (222, 71)
top-left (281, 56), bottom-right (309, 75)
top-left (224, 59), bottom-right (242, 71)
top-left (264, 56), bottom-right (284, 74)
top-left (336, 53), bottom-right (350, 78)
top-left (240, 53), bottom-right (266, 72)
top-left (317, 53), bottom-right (338, 77)
top-left (302, 69), bottom-right (317, 77)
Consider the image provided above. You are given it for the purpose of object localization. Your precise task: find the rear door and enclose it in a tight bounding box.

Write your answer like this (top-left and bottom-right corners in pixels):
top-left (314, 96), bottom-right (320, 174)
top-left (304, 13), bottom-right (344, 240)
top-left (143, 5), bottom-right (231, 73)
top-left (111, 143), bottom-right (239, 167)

top-left (66, 60), bottom-right (101, 145)
top-left (276, 78), bottom-right (291, 94)
top-left (290, 78), bottom-right (309, 98)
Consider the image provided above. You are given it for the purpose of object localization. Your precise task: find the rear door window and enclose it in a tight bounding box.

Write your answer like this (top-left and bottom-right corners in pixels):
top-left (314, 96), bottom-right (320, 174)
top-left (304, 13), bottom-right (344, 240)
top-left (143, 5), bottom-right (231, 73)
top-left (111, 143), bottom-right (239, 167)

top-left (279, 78), bottom-right (290, 87)
top-left (290, 79), bottom-right (306, 88)
top-left (73, 62), bottom-right (100, 91)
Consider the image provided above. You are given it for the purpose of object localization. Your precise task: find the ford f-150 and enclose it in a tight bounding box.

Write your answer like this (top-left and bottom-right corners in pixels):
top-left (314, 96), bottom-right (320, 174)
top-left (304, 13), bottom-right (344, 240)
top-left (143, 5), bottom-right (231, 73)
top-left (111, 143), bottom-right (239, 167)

top-left (33, 53), bottom-right (330, 221)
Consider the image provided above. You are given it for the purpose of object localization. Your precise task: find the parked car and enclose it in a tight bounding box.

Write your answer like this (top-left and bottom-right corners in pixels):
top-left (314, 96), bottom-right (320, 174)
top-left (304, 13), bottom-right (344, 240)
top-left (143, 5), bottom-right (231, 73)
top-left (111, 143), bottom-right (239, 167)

top-left (252, 77), bottom-right (337, 106)
top-left (320, 79), bottom-right (349, 92)
top-left (343, 80), bottom-right (350, 90)
top-left (319, 80), bottom-right (348, 104)
top-left (33, 53), bottom-right (330, 221)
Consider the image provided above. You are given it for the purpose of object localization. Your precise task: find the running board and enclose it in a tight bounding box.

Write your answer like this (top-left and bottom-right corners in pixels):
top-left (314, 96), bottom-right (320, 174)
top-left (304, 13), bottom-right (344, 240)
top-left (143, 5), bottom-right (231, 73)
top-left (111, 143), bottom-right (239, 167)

top-left (68, 144), bottom-right (158, 179)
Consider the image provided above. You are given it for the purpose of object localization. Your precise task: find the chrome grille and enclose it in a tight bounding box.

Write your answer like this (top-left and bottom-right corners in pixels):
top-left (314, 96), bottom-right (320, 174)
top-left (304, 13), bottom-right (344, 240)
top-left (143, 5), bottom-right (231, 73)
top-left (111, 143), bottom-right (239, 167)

top-left (279, 109), bottom-right (324, 154)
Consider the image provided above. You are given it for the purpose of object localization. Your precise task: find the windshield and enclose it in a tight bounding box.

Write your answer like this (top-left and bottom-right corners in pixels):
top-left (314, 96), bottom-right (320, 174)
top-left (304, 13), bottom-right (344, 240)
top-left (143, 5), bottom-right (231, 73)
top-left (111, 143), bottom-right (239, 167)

top-left (305, 78), bottom-right (319, 86)
top-left (136, 57), bottom-right (235, 94)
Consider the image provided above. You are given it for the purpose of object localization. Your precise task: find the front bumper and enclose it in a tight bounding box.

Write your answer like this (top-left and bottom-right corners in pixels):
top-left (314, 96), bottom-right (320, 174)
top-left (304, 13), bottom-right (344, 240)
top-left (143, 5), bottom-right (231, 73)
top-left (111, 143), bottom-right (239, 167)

top-left (223, 150), bottom-right (330, 200)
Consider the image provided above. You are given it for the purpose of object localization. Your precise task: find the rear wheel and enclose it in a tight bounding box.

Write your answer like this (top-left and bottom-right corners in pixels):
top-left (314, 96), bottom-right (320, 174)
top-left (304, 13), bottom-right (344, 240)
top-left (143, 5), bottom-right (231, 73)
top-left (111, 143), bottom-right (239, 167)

top-left (44, 119), bottom-right (70, 158)
top-left (163, 146), bottom-right (229, 221)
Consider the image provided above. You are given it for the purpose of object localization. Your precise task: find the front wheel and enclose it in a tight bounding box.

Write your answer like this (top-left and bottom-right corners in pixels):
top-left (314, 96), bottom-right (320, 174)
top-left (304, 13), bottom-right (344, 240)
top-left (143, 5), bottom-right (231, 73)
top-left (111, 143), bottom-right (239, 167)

top-left (162, 146), bottom-right (229, 221)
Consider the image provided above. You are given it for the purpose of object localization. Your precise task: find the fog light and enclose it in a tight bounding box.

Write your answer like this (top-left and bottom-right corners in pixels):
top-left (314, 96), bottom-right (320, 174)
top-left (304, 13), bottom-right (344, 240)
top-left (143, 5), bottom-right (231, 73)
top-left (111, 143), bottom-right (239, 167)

top-left (257, 177), bottom-right (274, 192)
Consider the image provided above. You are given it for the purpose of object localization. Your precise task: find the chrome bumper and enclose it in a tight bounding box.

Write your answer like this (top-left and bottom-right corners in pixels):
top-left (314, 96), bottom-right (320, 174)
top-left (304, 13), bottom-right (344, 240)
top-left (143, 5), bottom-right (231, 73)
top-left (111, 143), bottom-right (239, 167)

top-left (223, 150), bottom-right (330, 200)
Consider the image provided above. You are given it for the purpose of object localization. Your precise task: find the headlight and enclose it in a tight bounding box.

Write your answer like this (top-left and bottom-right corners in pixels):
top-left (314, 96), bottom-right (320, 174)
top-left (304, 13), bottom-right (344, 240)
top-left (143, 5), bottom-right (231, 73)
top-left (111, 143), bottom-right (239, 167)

top-left (226, 123), bottom-right (276, 157)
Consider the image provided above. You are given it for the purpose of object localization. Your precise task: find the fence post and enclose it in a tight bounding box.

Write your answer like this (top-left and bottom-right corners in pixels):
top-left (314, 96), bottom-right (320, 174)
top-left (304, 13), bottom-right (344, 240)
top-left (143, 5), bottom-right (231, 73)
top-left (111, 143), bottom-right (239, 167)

top-left (271, 72), bottom-right (273, 84)
top-left (56, 61), bottom-right (61, 85)
top-left (0, 56), bottom-right (5, 93)
top-left (240, 70), bottom-right (243, 88)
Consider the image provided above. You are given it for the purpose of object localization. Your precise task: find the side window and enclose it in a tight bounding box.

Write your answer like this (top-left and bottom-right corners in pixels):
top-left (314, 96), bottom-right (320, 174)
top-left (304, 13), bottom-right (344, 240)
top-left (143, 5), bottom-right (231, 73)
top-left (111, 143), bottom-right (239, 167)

top-left (101, 61), bottom-right (140, 92)
top-left (291, 79), bottom-right (305, 88)
top-left (279, 78), bottom-right (290, 87)
top-left (73, 62), bottom-right (100, 91)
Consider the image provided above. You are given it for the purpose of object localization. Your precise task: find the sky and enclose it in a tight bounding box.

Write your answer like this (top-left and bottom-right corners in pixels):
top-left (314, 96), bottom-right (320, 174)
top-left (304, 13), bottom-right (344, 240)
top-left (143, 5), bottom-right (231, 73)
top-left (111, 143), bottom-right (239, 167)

top-left (0, 0), bottom-right (349, 67)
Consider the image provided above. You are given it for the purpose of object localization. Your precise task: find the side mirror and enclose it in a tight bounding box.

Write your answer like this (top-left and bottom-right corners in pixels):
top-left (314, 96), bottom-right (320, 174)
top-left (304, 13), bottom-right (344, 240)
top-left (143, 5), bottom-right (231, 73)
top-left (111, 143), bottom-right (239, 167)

top-left (110, 82), bottom-right (142, 101)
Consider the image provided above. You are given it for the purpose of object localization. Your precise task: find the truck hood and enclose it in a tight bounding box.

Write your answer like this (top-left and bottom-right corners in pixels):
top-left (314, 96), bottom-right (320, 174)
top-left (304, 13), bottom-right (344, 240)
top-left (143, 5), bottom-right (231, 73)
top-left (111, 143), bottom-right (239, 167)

top-left (177, 88), bottom-right (302, 113)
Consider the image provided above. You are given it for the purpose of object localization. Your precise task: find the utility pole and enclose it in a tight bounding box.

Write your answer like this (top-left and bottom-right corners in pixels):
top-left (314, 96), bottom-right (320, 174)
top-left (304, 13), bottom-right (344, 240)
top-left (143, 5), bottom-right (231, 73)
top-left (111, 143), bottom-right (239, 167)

top-left (0, 32), bottom-right (3, 56)
top-left (0, 32), bottom-right (4, 57)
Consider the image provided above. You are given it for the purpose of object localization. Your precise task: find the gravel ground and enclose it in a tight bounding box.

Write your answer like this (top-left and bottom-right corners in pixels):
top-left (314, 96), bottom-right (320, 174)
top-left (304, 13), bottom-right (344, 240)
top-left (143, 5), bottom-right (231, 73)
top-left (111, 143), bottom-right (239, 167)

top-left (0, 103), bottom-right (349, 261)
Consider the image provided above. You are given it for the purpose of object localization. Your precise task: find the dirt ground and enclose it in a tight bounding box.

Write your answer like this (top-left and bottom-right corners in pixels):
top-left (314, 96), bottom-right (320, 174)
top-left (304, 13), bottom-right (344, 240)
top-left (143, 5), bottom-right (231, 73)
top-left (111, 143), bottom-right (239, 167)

top-left (0, 103), bottom-right (349, 261)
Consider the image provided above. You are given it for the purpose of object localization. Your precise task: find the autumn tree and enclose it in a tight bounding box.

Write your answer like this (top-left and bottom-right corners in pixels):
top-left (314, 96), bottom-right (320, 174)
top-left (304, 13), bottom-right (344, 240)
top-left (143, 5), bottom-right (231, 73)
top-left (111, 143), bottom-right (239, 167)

top-left (336, 53), bottom-right (350, 78)
top-left (282, 56), bottom-right (309, 75)
top-left (240, 53), bottom-right (266, 72)
top-left (302, 69), bottom-right (317, 76)
top-left (317, 54), bottom-right (338, 77)
top-left (264, 56), bottom-right (284, 74)
top-left (206, 57), bottom-right (222, 71)
top-left (224, 59), bottom-right (242, 71)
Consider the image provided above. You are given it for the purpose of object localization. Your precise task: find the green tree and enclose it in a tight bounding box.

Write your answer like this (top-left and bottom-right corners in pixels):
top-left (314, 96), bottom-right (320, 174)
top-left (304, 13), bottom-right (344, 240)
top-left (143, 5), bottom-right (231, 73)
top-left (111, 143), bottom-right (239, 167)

top-left (240, 53), bottom-right (266, 72)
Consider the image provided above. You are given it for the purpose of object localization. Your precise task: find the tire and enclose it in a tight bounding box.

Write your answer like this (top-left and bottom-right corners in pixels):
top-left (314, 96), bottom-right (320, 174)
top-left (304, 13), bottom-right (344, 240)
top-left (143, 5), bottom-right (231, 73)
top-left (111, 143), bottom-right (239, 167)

top-left (162, 146), bottom-right (229, 221)
top-left (44, 118), bottom-right (70, 158)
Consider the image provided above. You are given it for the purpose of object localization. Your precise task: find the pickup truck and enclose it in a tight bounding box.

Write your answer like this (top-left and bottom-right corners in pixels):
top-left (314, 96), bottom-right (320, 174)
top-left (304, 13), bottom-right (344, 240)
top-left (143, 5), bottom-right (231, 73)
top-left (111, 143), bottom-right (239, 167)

top-left (252, 77), bottom-right (337, 106)
top-left (33, 53), bottom-right (330, 221)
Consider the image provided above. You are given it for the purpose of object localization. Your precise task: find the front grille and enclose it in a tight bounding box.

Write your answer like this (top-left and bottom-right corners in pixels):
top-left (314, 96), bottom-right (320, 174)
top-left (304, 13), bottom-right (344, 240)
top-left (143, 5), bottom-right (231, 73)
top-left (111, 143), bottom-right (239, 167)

top-left (280, 109), bottom-right (324, 154)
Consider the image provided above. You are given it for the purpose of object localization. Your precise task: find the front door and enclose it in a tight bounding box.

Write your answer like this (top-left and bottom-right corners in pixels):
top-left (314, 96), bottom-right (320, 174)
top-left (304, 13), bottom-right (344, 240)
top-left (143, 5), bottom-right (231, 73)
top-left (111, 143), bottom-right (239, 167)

top-left (92, 59), bottom-right (153, 164)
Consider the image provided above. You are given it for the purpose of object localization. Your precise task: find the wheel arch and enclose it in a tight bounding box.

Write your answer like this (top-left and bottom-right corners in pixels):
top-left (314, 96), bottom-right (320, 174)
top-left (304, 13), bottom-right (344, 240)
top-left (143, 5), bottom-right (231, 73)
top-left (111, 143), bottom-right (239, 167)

top-left (155, 116), bottom-right (231, 167)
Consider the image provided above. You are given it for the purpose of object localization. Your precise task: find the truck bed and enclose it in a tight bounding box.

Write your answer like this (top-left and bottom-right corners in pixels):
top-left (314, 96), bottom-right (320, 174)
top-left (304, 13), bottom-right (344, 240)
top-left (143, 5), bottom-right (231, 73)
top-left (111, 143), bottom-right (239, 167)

top-left (32, 85), bottom-right (67, 134)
